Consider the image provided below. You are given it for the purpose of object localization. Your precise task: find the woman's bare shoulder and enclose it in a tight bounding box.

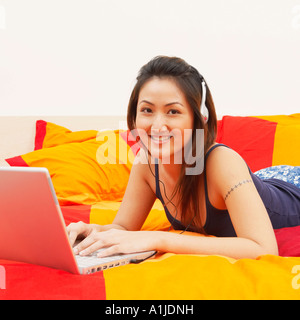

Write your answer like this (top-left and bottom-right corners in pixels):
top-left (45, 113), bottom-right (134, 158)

top-left (132, 148), bottom-right (155, 183)
top-left (206, 145), bottom-right (251, 187)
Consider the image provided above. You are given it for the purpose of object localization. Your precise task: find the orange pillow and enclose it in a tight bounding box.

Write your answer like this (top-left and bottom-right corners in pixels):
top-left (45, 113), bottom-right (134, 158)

top-left (6, 121), bottom-right (136, 205)
top-left (34, 120), bottom-right (98, 150)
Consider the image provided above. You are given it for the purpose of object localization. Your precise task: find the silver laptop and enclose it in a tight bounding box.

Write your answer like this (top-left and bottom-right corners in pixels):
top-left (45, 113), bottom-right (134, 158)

top-left (0, 167), bottom-right (156, 274)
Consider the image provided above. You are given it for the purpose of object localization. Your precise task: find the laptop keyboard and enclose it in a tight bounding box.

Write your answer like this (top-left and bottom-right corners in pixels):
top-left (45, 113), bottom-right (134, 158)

top-left (75, 249), bottom-right (123, 267)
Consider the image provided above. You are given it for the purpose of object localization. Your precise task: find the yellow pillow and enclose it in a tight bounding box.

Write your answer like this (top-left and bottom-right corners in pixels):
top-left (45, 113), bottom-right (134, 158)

top-left (6, 125), bottom-right (135, 205)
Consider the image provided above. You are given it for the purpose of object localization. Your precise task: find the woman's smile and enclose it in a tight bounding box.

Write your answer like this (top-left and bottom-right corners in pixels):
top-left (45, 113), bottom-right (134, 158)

top-left (150, 134), bottom-right (172, 144)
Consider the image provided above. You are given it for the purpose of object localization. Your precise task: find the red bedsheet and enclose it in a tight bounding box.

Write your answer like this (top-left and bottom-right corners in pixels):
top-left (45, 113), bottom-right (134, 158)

top-left (0, 205), bottom-right (299, 300)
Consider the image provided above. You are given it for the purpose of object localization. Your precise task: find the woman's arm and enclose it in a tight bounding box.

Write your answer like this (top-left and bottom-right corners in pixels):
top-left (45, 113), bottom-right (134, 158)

top-left (154, 231), bottom-right (276, 260)
top-left (67, 150), bottom-right (157, 247)
top-left (198, 146), bottom-right (279, 258)
top-left (109, 152), bottom-right (157, 231)
top-left (72, 226), bottom-right (275, 260)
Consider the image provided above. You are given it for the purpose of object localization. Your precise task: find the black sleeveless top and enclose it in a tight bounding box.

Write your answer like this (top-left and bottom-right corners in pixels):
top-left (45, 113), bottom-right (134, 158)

top-left (155, 144), bottom-right (300, 237)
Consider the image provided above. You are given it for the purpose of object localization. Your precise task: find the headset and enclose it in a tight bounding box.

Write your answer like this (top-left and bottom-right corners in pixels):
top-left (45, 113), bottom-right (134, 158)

top-left (200, 80), bottom-right (209, 124)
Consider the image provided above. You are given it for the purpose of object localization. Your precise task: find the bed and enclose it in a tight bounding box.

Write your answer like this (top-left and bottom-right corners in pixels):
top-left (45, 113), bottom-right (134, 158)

top-left (0, 114), bottom-right (300, 300)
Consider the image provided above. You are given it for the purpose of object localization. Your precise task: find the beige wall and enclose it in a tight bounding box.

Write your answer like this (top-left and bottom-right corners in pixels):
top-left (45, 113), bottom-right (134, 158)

top-left (0, 0), bottom-right (299, 117)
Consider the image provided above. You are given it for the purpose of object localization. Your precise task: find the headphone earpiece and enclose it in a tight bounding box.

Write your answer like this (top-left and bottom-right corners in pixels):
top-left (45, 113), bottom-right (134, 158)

top-left (200, 80), bottom-right (209, 124)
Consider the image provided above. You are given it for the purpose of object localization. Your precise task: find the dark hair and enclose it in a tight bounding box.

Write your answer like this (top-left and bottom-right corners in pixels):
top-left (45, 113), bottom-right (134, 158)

top-left (127, 56), bottom-right (217, 232)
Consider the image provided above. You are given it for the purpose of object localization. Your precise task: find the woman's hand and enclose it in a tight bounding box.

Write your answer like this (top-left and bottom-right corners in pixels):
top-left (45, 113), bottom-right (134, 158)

top-left (72, 228), bottom-right (160, 258)
top-left (66, 221), bottom-right (102, 248)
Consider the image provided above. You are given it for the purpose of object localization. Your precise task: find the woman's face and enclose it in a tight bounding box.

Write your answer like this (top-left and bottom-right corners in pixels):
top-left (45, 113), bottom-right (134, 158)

top-left (135, 77), bottom-right (194, 162)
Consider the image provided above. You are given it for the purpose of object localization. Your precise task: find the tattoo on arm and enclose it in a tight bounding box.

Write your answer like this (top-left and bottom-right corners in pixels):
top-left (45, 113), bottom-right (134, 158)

top-left (224, 179), bottom-right (253, 202)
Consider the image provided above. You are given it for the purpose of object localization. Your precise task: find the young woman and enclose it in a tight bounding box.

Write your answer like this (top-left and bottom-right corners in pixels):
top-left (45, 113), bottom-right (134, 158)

top-left (67, 56), bottom-right (300, 259)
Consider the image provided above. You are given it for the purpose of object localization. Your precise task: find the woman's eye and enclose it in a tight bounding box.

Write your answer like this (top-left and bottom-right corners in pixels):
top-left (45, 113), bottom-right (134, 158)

top-left (168, 109), bottom-right (180, 115)
top-left (140, 108), bottom-right (152, 113)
